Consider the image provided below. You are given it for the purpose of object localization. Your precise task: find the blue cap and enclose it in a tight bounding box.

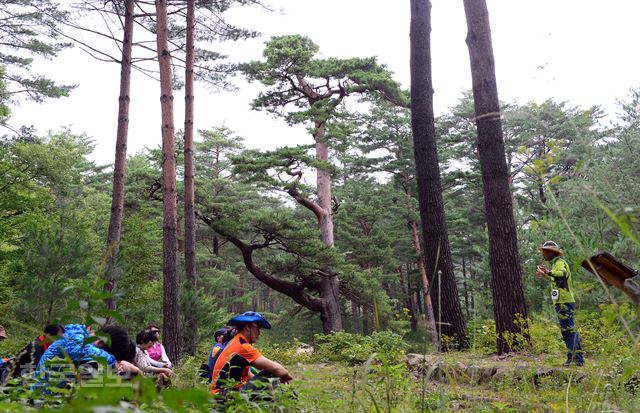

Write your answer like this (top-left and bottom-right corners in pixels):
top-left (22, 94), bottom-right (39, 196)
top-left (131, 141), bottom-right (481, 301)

top-left (227, 311), bottom-right (272, 329)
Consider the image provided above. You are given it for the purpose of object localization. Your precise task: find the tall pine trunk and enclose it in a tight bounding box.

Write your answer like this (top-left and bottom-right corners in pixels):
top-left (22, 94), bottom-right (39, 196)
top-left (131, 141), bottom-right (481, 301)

top-left (104, 0), bottom-right (134, 312)
top-left (409, 220), bottom-right (439, 348)
top-left (183, 0), bottom-right (197, 356)
top-left (462, 0), bottom-right (529, 354)
top-left (409, 0), bottom-right (467, 349)
top-left (315, 123), bottom-right (343, 333)
top-left (401, 171), bottom-right (439, 345)
top-left (155, 0), bottom-right (182, 363)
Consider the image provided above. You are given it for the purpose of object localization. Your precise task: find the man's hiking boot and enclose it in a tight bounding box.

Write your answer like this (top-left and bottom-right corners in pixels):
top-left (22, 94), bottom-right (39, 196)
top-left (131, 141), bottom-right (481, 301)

top-left (563, 357), bottom-right (585, 367)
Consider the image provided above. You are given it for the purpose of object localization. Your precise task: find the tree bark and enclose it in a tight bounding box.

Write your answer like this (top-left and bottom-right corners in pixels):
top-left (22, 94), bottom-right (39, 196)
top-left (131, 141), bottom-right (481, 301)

top-left (462, 256), bottom-right (470, 318)
top-left (410, 0), bottom-right (467, 349)
top-left (462, 0), bottom-right (529, 353)
top-left (409, 220), bottom-right (440, 348)
top-left (183, 0), bottom-right (197, 356)
top-left (397, 266), bottom-right (417, 332)
top-left (104, 0), bottom-right (134, 312)
top-left (361, 307), bottom-right (369, 335)
top-left (351, 300), bottom-right (360, 334)
top-left (314, 122), bottom-right (343, 333)
top-left (155, 0), bottom-right (182, 364)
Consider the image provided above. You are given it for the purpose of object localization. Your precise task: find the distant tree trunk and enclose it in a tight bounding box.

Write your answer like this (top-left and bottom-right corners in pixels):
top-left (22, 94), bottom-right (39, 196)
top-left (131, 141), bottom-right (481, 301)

top-left (462, 256), bottom-right (470, 318)
top-left (361, 307), bottom-right (369, 335)
top-left (237, 271), bottom-right (245, 313)
top-left (462, 0), bottom-right (529, 353)
top-left (410, 0), bottom-right (467, 349)
top-left (213, 234), bottom-right (219, 257)
top-left (104, 0), bottom-right (135, 313)
top-left (183, 0), bottom-right (197, 356)
top-left (409, 220), bottom-right (439, 348)
top-left (155, 0), bottom-right (181, 364)
top-left (412, 284), bottom-right (421, 316)
top-left (401, 170), bottom-right (439, 344)
top-left (397, 266), bottom-right (417, 332)
top-left (470, 267), bottom-right (476, 313)
top-left (314, 122), bottom-right (343, 333)
top-left (351, 300), bottom-right (360, 334)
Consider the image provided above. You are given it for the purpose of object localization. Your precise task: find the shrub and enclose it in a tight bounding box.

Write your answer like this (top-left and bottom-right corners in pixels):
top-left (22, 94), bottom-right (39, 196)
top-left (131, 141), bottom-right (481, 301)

top-left (314, 331), bottom-right (406, 365)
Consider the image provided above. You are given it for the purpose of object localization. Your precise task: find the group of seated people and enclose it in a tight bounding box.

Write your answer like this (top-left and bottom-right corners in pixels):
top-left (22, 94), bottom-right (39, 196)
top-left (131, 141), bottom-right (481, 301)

top-left (1, 311), bottom-right (294, 397)
top-left (0, 323), bottom-right (174, 390)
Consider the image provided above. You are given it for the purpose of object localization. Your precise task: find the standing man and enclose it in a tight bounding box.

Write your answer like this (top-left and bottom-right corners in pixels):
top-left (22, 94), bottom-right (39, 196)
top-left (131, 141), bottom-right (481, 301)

top-left (536, 240), bottom-right (584, 366)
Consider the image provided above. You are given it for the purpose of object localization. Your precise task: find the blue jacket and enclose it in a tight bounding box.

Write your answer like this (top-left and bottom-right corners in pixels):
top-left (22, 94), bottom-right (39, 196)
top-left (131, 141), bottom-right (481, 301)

top-left (208, 342), bottom-right (224, 373)
top-left (32, 324), bottom-right (116, 389)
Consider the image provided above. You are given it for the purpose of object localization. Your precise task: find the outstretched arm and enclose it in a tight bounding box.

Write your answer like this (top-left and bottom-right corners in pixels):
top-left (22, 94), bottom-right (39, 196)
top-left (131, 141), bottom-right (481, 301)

top-left (252, 356), bottom-right (293, 384)
top-left (83, 344), bottom-right (117, 367)
top-left (159, 344), bottom-right (172, 368)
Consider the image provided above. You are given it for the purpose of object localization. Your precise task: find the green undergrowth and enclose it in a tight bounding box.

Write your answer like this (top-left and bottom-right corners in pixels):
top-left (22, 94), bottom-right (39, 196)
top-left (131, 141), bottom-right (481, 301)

top-left (1, 314), bottom-right (640, 412)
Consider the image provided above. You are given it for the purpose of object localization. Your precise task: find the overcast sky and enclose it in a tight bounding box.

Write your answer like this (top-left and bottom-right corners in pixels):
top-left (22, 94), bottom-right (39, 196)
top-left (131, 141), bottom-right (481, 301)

top-left (7, 0), bottom-right (640, 165)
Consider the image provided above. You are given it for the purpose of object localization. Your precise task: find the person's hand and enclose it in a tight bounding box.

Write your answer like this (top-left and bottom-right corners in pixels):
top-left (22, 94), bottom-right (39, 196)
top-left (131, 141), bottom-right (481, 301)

top-left (160, 368), bottom-right (173, 376)
top-left (116, 360), bottom-right (141, 375)
top-left (279, 372), bottom-right (293, 384)
top-left (536, 265), bottom-right (548, 277)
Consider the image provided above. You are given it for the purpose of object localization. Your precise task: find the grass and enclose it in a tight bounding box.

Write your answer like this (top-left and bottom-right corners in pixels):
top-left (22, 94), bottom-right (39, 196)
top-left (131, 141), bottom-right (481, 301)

top-left (168, 340), bottom-right (638, 413)
top-left (2, 315), bottom-right (640, 412)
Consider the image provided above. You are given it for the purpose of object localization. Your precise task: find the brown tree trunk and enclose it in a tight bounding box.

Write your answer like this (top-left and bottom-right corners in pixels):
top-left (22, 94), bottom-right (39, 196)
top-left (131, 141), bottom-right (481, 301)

top-left (351, 300), bottom-right (360, 334)
top-left (155, 0), bottom-right (181, 364)
top-left (314, 122), bottom-right (343, 333)
top-left (410, 0), bottom-right (467, 349)
top-left (361, 307), bottom-right (369, 335)
top-left (104, 0), bottom-right (135, 312)
top-left (213, 234), bottom-right (219, 258)
top-left (462, 256), bottom-right (470, 318)
top-left (412, 286), bottom-right (421, 316)
top-left (397, 266), bottom-right (417, 332)
top-left (462, 0), bottom-right (529, 353)
top-left (409, 220), bottom-right (440, 348)
top-left (401, 170), bottom-right (439, 344)
top-left (237, 271), bottom-right (245, 313)
top-left (182, 0), bottom-right (197, 356)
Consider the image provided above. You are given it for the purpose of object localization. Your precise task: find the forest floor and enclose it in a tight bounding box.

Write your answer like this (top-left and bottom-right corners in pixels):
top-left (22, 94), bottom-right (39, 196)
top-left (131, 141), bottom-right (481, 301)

top-left (2, 338), bottom-right (638, 412)
top-left (260, 352), bottom-right (637, 413)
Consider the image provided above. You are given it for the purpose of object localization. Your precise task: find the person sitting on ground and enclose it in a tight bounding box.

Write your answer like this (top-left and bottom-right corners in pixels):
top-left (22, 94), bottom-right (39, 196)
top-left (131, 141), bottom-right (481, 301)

top-left (209, 328), bottom-right (230, 371)
top-left (5, 324), bottom-right (64, 381)
top-left (144, 324), bottom-right (172, 368)
top-left (0, 325), bottom-right (10, 383)
top-left (0, 325), bottom-right (8, 363)
top-left (199, 327), bottom-right (231, 381)
top-left (0, 325), bottom-right (9, 368)
top-left (209, 311), bottom-right (293, 395)
top-left (32, 324), bottom-right (118, 390)
top-left (97, 325), bottom-right (140, 378)
top-left (134, 330), bottom-right (173, 388)
top-left (536, 240), bottom-right (585, 367)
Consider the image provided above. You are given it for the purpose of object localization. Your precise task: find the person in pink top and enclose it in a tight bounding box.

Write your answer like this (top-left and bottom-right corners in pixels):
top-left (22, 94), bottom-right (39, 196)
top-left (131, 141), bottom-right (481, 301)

top-left (144, 325), bottom-right (172, 368)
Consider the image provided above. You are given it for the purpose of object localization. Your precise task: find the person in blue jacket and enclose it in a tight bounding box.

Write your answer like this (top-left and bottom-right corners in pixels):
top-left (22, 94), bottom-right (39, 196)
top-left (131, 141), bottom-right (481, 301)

top-left (208, 328), bottom-right (231, 375)
top-left (0, 325), bottom-right (9, 372)
top-left (32, 324), bottom-right (116, 390)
